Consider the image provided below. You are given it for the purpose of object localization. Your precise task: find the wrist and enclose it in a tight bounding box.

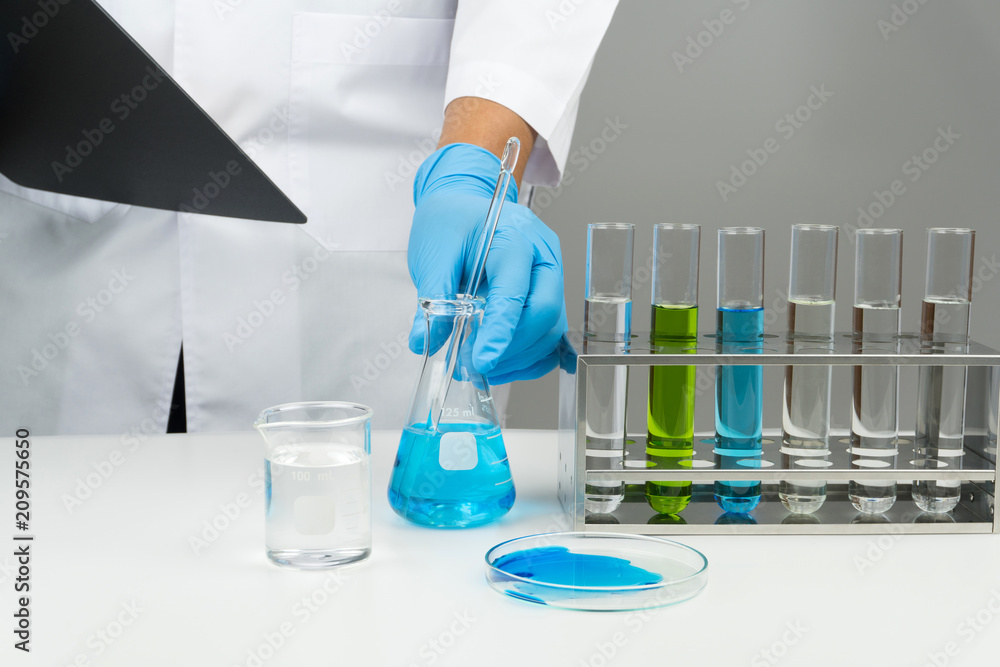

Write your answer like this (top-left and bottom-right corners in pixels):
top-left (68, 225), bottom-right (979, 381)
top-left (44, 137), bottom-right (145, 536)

top-left (413, 143), bottom-right (519, 206)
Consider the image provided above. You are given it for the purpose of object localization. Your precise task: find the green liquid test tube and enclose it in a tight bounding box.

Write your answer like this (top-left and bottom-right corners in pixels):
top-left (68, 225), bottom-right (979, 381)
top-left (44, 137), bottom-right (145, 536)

top-left (646, 224), bottom-right (700, 515)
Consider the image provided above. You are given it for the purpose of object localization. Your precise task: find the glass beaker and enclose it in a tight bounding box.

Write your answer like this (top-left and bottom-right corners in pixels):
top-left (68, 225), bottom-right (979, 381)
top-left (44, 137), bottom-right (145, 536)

top-left (389, 295), bottom-right (515, 528)
top-left (254, 401), bottom-right (373, 569)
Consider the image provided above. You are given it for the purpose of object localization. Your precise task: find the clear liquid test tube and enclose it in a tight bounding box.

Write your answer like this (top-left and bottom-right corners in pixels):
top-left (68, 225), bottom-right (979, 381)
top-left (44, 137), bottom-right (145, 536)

top-left (584, 223), bottom-right (634, 515)
top-left (850, 228), bottom-right (902, 514)
top-left (646, 224), bottom-right (699, 515)
top-left (914, 228), bottom-right (974, 513)
top-left (715, 227), bottom-right (764, 514)
top-left (781, 224), bottom-right (838, 514)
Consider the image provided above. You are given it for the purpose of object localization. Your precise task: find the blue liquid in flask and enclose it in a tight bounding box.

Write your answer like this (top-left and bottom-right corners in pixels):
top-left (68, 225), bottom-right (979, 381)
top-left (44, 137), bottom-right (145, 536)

top-left (715, 307), bottom-right (764, 513)
top-left (388, 422), bottom-right (515, 528)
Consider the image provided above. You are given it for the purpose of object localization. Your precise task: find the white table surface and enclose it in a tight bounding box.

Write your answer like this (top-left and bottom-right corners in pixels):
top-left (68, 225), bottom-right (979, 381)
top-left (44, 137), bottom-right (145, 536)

top-left (3, 429), bottom-right (999, 666)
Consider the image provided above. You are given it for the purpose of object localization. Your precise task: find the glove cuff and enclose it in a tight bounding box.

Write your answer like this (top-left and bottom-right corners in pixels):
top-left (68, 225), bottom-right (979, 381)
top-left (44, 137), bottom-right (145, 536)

top-left (413, 143), bottom-right (520, 207)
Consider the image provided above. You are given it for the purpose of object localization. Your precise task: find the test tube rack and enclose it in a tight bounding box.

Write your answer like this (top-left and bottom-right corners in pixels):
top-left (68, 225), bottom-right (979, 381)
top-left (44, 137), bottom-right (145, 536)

top-left (557, 333), bottom-right (999, 534)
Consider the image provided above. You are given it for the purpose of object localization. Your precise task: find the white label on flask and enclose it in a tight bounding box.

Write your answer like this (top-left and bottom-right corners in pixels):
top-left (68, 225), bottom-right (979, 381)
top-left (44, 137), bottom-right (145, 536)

top-left (439, 432), bottom-right (478, 471)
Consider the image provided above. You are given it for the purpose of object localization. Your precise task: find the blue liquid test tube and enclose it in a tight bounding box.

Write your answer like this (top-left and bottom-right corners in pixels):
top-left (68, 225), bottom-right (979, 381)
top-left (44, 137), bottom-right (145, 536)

top-left (714, 228), bottom-right (765, 513)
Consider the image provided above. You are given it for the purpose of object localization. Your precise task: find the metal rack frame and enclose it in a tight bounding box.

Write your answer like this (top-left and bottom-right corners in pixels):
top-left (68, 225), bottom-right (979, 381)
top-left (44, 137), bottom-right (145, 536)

top-left (557, 333), bottom-right (999, 535)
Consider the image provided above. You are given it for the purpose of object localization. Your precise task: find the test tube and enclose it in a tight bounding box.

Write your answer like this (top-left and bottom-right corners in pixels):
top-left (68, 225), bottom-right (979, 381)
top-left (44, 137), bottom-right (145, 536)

top-left (646, 224), bottom-right (699, 515)
top-left (913, 228), bottom-right (974, 513)
top-left (583, 223), bottom-right (634, 515)
top-left (715, 227), bottom-right (764, 514)
top-left (850, 228), bottom-right (902, 515)
top-left (781, 224), bottom-right (838, 514)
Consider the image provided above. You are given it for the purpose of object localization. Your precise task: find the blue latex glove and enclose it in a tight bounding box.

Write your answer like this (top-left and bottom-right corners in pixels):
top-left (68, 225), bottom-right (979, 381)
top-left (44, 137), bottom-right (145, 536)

top-left (408, 143), bottom-right (568, 384)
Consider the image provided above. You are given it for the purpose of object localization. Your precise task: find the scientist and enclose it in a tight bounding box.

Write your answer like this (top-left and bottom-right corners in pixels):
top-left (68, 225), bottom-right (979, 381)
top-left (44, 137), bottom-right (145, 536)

top-left (0, 0), bottom-right (618, 434)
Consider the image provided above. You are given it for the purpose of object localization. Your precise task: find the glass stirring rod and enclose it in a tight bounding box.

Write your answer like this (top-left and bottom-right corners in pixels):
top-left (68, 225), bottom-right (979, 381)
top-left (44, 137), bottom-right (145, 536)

top-left (430, 137), bottom-right (521, 431)
top-left (462, 137), bottom-right (521, 298)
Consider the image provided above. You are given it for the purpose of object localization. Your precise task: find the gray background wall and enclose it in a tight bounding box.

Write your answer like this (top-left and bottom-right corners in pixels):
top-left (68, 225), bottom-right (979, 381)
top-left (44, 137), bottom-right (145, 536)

top-left (505, 0), bottom-right (1000, 432)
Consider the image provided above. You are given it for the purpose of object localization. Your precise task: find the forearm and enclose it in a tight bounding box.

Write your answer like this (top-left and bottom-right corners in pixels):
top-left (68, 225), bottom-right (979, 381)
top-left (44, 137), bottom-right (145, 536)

top-left (437, 97), bottom-right (537, 186)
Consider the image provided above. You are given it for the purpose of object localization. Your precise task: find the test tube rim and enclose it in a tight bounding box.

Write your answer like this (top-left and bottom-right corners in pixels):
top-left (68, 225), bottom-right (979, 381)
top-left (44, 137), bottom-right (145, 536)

top-left (927, 227), bottom-right (974, 235)
top-left (655, 223), bottom-right (701, 231)
top-left (791, 223), bottom-right (838, 231)
top-left (718, 226), bottom-right (764, 235)
top-left (589, 222), bottom-right (636, 231)
top-left (856, 228), bottom-right (903, 236)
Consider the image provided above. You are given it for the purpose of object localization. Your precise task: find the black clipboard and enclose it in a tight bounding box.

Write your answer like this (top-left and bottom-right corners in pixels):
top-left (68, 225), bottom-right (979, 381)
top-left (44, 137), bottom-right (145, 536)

top-left (0, 0), bottom-right (306, 224)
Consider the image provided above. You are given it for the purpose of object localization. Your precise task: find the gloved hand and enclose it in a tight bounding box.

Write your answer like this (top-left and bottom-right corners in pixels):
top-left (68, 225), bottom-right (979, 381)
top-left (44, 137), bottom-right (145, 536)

top-left (408, 143), bottom-right (568, 384)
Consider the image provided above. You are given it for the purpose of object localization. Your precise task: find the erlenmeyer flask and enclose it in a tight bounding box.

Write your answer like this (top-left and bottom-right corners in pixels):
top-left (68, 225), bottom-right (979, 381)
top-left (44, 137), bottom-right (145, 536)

top-left (388, 295), bottom-right (515, 528)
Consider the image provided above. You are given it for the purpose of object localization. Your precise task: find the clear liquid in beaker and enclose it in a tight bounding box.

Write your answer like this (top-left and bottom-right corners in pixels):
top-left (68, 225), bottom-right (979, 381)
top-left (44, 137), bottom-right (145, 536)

top-left (266, 444), bottom-right (371, 568)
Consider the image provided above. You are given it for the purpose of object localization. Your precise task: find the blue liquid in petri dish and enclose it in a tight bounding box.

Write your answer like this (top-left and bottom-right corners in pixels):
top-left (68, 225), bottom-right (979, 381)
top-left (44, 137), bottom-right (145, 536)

top-left (388, 422), bottom-right (515, 528)
top-left (485, 534), bottom-right (710, 611)
top-left (493, 546), bottom-right (663, 603)
top-left (715, 307), bottom-right (764, 513)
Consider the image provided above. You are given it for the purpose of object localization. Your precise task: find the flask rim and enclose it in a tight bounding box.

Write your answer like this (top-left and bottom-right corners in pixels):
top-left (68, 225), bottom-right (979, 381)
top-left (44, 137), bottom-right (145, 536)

top-left (419, 294), bottom-right (485, 316)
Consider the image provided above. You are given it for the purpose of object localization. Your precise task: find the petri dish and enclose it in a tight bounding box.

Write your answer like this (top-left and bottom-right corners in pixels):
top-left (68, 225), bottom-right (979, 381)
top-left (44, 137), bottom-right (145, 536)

top-left (484, 532), bottom-right (708, 611)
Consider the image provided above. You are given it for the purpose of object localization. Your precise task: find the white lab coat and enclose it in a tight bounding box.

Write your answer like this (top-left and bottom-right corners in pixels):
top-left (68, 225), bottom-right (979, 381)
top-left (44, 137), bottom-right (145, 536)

top-left (0, 0), bottom-right (618, 434)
